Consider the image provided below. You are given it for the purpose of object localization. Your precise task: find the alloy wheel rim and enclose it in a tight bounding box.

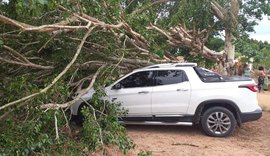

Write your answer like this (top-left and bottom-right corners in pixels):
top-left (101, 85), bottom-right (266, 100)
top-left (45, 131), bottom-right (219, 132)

top-left (207, 112), bottom-right (231, 135)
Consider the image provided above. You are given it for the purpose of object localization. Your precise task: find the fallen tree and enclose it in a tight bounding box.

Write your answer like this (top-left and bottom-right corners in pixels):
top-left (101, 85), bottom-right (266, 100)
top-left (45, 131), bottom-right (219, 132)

top-left (0, 0), bottom-right (269, 155)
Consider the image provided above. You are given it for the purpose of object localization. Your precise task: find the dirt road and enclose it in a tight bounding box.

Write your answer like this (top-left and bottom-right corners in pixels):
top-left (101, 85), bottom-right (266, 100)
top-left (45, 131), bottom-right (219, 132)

top-left (125, 92), bottom-right (270, 156)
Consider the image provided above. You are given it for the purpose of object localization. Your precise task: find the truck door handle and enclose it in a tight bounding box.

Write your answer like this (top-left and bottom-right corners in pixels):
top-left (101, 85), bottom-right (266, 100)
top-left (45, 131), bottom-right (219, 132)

top-left (138, 91), bottom-right (149, 94)
top-left (176, 89), bottom-right (189, 91)
top-left (112, 97), bottom-right (117, 102)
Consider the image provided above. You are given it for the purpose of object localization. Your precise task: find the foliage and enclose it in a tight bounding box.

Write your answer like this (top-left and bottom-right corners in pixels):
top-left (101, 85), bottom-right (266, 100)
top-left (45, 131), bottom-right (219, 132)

top-left (0, 66), bottom-right (135, 155)
top-left (167, 0), bottom-right (213, 29)
top-left (235, 38), bottom-right (270, 68)
top-left (80, 73), bottom-right (135, 154)
top-left (138, 150), bottom-right (153, 156)
top-left (81, 99), bottom-right (135, 154)
top-left (253, 42), bottom-right (270, 69)
top-left (0, 111), bottom-right (54, 155)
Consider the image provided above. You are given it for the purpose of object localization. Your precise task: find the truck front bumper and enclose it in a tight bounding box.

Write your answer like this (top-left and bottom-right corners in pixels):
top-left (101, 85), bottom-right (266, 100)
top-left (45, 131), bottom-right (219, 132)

top-left (240, 109), bottom-right (262, 123)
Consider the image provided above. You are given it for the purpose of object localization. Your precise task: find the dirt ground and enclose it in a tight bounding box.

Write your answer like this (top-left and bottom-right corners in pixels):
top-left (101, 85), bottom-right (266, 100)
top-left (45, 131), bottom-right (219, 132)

top-left (124, 91), bottom-right (270, 156)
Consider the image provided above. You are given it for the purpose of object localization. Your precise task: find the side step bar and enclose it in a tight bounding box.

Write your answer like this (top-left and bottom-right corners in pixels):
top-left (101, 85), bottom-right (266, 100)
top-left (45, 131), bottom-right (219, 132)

top-left (120, 121), bottom-right (193, 126)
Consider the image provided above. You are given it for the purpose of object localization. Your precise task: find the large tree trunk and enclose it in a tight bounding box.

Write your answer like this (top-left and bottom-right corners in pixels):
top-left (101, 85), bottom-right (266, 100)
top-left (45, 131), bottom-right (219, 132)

top-left (210, 0), bottom-right (239, 75)
top-left (224, 29), bottom-right (235, 75)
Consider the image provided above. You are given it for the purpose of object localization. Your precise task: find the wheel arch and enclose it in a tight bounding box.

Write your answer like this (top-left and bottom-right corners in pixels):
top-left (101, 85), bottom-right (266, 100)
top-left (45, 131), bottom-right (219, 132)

top-left (71, 102), bottom-right (90, 125)
top-left (193, 99), bottom-right (242, 125)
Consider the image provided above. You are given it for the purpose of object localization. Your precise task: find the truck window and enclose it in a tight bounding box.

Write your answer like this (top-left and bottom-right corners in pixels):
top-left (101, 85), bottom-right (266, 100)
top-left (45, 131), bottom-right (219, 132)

top-left (154, 70), bottom-right (188, 86)
top-left (193, 67), bottom-right (225, 82)
top-left (119, 71), bottom-right (154, 88)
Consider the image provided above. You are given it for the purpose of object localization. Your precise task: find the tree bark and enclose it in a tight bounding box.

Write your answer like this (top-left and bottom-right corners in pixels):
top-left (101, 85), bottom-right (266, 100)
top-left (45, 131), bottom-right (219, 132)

top-left (224, 29), bottom-right (235, 75)
top-left (210, 0), bottom-right (239, 75)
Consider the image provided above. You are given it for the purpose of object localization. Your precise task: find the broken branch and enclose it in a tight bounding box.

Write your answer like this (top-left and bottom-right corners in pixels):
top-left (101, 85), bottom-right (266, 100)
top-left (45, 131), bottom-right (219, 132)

top-left (40, 64), bottom-right (105, 110)
top-left (0, 25), bottom-right (95, 111)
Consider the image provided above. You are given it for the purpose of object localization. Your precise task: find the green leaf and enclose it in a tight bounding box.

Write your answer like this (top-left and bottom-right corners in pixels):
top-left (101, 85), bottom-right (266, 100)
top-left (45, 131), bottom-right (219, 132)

top-left (155, 49), bottom-right (164, 58)
top-left (37, 0), bottom-right (48, 5)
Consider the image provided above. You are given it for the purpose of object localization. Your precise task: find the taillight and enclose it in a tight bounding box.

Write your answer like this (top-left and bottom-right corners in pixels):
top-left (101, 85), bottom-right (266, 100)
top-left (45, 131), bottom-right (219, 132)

top-left (238, 84), bottom-right (258, 92)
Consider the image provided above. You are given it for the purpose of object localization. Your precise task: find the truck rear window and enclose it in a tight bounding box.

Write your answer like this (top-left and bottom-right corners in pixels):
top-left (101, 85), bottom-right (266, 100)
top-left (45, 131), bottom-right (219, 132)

top-left (193, 67), bottom-right (225, 82)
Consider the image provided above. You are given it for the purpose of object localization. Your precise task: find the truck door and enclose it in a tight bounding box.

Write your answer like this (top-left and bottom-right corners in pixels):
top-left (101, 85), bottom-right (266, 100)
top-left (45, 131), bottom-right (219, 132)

top-left (151, 70), bottom-right (191, 115)
top-left (109, 71), bottom-right (154, 116)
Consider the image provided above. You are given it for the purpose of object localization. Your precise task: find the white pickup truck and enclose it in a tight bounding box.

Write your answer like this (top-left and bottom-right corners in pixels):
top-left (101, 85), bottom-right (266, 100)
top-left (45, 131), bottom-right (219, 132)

top-left (71, 63), bottom-right (262, 137)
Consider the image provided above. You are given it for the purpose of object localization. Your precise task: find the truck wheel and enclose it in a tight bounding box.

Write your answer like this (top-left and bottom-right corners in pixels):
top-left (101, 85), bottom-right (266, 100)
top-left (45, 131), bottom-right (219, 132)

top-left (74, 103), bottom-right (87, 126)
top-left (201, 107), bottom-right (236, 137)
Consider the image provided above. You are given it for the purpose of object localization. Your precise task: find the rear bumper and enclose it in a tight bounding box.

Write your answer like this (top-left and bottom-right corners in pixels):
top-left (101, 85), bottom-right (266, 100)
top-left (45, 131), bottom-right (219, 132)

top-left (240, 109), bottom-right (262, 123)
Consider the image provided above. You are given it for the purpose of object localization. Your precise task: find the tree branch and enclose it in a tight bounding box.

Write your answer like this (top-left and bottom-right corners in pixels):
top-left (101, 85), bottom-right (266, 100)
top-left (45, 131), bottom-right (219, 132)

top-left (0, 56), bottom-right (54, 69)
top-left (2, 6), bottom-right (162, 62)
top-left (2, 45), bottom-right (54, 69)
top-left (59, 6), bottom-right (151, 55)
top-left (210, 1), bottom-right (226, 21)
top-left (230, 0), bottom-right (239, 27)
top-left (150, 24), bottom-right (224, 61)
top-left (37, 33), bottom-right (57, 53)
top-left (0, 15), bottom-right (82, 32)
top-left (82, 99), bottom-right (104, 145)
top-left (40, 65), bottom-right (105, 110)
top-left (131, 0), bottom-right (174, 15)
top-left (231, 0), bottom-right (239, 17)
top-left (0, 25), bottom-right (95, 111)
top-left (3, 45), bottom-right (30, 63)
top-left (54, 112), bottom-right (59, 140)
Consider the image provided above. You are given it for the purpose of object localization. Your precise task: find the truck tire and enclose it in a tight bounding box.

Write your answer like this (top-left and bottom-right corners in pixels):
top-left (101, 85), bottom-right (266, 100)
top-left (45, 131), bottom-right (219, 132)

top-left (74, 103), bottom-right (87, 126)
top-left (201, 106), bottom-right (236, 137)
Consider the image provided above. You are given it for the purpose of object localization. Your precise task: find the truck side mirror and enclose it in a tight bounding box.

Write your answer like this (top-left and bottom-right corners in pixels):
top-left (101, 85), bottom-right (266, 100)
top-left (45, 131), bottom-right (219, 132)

top-left (112, 83), bottom-right (122, 90)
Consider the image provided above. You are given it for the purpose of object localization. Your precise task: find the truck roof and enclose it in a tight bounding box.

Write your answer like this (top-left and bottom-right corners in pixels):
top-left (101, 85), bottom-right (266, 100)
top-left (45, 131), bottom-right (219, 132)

top-left (141, 63), bottom-right (197, 69)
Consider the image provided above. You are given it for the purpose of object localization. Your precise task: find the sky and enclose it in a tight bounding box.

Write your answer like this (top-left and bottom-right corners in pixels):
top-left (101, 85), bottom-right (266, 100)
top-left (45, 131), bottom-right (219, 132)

top-left (249, 16), bottom-right (270, 43)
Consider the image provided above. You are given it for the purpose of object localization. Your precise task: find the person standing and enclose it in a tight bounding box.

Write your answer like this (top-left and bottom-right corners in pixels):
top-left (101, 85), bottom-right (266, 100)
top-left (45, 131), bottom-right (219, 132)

top-left (257, 66), bottom-right (266, 92)
top-left (263, 68), bottom-right (269, 91)
top-left (268, 68), bottom-right (270, 91)
top-left (212, 66), bottom-right (220, 74)
top-left (244, 68), bottom-right (251, 77)
top-left (243, 64), bottom-right (254, 78)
